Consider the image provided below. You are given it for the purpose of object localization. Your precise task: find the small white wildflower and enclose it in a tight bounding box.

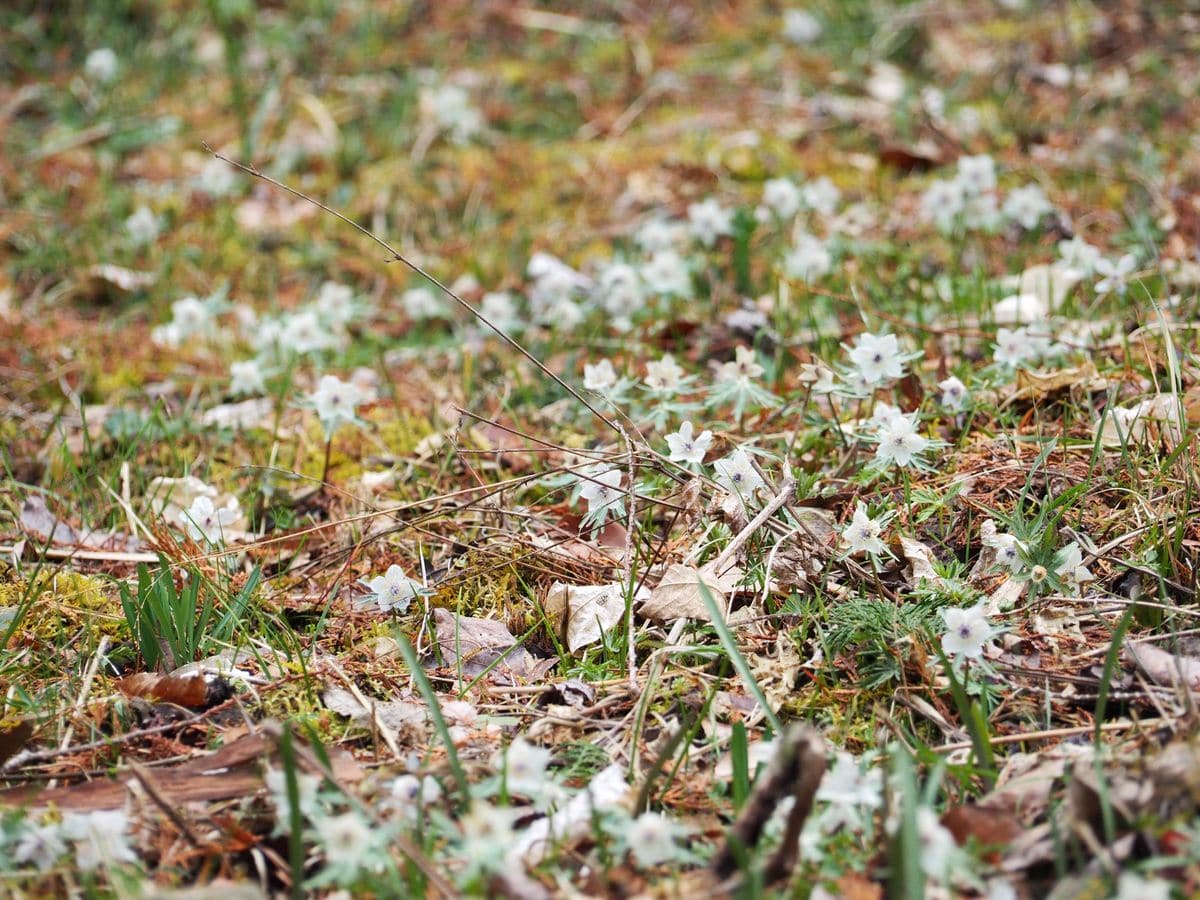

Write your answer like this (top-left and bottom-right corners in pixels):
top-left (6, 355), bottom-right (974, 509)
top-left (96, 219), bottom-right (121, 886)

top-left (230, 359), bottom-right (266, 396)
top-left (282, 309), bottom-right (338, 355)
top-left (265, 766), bottom-right (321, 829)
top-left (993, 326), bottom-right (1038, 366)
top-left (480, 291), bottom-right (523, 333)
top-left (716, 345), bottom-right (764, 382)
top-left (713, 448), bottom-right (765, 499)
top-left (60, 809), bottom-right (136, 871)
top-left (13, 821), bottom-right (67, 871)
top-left (1057, 236), bottom-right (1102, 276)
top-left (125, 206), bottom-right (161, 246)
top-left (645, 354), bottom-right (685, 391)
top-left (941, 605), bottom-right (993, 660)
top-left (955, 154), bottom-right (996, 195)
top-left (916, 806), bottom-right (958, 881)
top-left (783, 233), bottom-right (832, 281)
top-left (782, 9), bottom-right (822, 44)
top-left (498, 737), bottom-right (553, 799)
top-left (800, 177), bottom-right (840, 216)
top-left (309, 374), bottom-right (364, 434)
top-left (195, 156), bottom-right (238, 196)
top-left (1094, 253), bottom-right (1137, 296)
top-left (584, 359), bottom-right (619, 393)
top-left (579, 467), bottom-right (623, 517)
top-left (816, 754), bottom-right (882, 830)
top-left (636, 218), bottom-right (687, 253)
top-left (666, 421), bottom-right (713, 465)
top-left (687, 197), bottom-right (734, 247)
top-left (403, 286), bottom-right (444, 320)
top-left (315, 811), bottom-right (376, 874)
top-left (963, 190), bottom-right (1001, 230)
top-left (419, 82), bottom-right (484, 144)
top-left (390, 774), bottom-right (442, 811)
top-left (983, 526), bottom-right (1025, 573)
top-left (760, 177), bottom-right (802, 220)
top-left (458, 803), bottom-right (518, 876)
top-left (1003, 184), bottom-right (1053, 230)
top-left (1054, 541), bottom-right (1094, 590)
top-left (869, 401), bottom-right (905, 431)
top-left (84, 48), bottom-right (119, 84)
top-left (627, 812), bottom-right (685, 868)
top-left (365, 564), bottom-right (422, 614)
top-left (920, 179), bottom-right (967, 232)
top-left (183, 495), bottom-right (239, 544)
top-left (847, 332), bottom-right (906, 385)
top-left (594, 262), bottom-right (645, 329)
top-left (841, 503), bottom-right (887, 557)
top-left (314, 281), bottom-right (357, 328)
top-left (640, 249), bottom-right (693, 297)
top-left (937, 375), bottom-right (968, 410)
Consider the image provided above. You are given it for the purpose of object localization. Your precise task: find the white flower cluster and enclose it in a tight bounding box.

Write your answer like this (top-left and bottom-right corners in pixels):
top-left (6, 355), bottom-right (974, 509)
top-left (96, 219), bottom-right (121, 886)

top-left (920, 155), bottom-right (1054, 233)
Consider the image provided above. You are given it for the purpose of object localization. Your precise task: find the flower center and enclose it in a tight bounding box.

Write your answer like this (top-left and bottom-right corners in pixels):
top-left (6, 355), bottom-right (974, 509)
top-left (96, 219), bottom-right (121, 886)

top-left (958, 624), bottom-right (972, 639)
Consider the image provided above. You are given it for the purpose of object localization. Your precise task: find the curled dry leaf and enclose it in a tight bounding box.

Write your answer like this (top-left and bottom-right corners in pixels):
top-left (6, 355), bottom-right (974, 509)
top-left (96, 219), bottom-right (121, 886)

top-left (639, 559), bottom-right (743, 623)
top-left (544, 582), bottom-right (635, 653)
top-left (1124, 640), bottom-right (1200, 692)
top-left (1010, 361), bottom-right (1108, 403)
top-left (433, 607), bottom-right (554, 682)
top-left (322, 686), bottom-right (427, 734)
top-left (898, 536), bottom-right (941, 586)
top-left (117, 673), bottom-right (230, 709)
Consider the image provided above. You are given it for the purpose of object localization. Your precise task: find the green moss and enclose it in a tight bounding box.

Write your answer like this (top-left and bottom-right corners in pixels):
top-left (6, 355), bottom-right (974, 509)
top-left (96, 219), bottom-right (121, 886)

top-left (0, 567), bottom-right (128, 642)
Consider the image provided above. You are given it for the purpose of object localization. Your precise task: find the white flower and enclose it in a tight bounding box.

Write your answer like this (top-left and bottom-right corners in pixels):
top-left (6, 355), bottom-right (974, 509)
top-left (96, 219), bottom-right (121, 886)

top-left (983, 527), bottom-right (1025, 572)
top-left (760, 177), bottom-right (802, 220)
top-left (993, 326), bottom-right (1038, 366)
top-left (1094, 253), bottom-right (1137, 296)
top-left (937, 375), bottom-right (968, 410)
top-left (941, 605), bottom-right (993, 660)
top-left (841, 503), bottom-right (887, 556)
top-left (195, 156), bottom-right (237, 196)
top-left (636, 219), bottom-right (686, 253)
top-left (1054, 541), bottom-right (1094, 590)
top-left (848, 332), bottom-right (906, 385)
top-left (84, 48), bottom-right (119, 84)
top-left (713, 448), bottom-right (765, 499)
top-left (579, 467), bottom-right (623, 517)
top-left (125, 206), bottom-right (161, 246)
top-left (458, 804), bottom-right (518, 876)
top-left (1114, 872), bottom-right (1173, 900)
top-left (645, 354), bottom-right (685, 391)
top-left (920, 179), bottom-right (967, 232)
top-left (403, 287), bottom-right (444, 320)
top-left (419, 82), bottom-right (484, 144)
top-left (309, 374), bottom-right (364, 434)
top-left (315, 812), bottom-right (377, 876)
top-left (480, 291), bottom-right (523, 332)
top-left (816, 753), bottom-right (882, 829)
top-left (389, 774), bottom-right (442, 812)
top-left (584, 359), bottom-right (619, 392)
top-left (782, 9), bottom-right (822, 44)
top-left (60, 810), bottom-right (136, 871)
top-left (869, 401), bottom-right (905, 431)
top-left (314, 281), bottom-right (357, 328)
top-left (183, 495), bottom-right (239, 543)
top-left (687, 197), bottom-right (734, 247)
top-left (13, 821), bottom-right (67, 871)
top-left (955, 154), bottom-right (996, 195)
top-left (230, 359), bottom-right (266, 396)
top-left (627, 812), bottom-right (684, 867)
top-left (666, 421), bottom-right (713, 465)
top-left (921, 86), bottom-right (945, 119)
top-left (916, 806), bottom-right (958, 881)
top-left (716, 346), bottom-right (764, 382)
top-left (1003, 184), bottom-right (1053, 229)
top-left (1057, 236), bottom-right (1102, 276)
top-left (282, 309), bottom-right (338, 354)
top-left (595, 262), bottom-right (645, 328)
top-left (365, 564), bottom-right (422, 614)
top-left (800, 177), bottom-right (840, 216)
top-left (497, 738), bottom-right (553, 799)
top-left (783, 233), bottom-right (832, 281)
top-left (265, 766), bottom-right (321, 829)
top-left (641, 250), bottom-right (692, 297)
